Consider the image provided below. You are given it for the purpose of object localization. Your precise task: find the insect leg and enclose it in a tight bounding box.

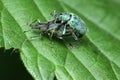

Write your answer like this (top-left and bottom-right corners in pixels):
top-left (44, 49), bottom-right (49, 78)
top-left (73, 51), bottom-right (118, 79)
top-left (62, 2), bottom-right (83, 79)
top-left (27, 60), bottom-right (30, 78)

top-left (50, 10), bottom-right (57, 17)
top-left (24, 19), bottom-right (41, 33)
top-left (48, 30), bottom-right (55, 40)
top-left (72, 32), bottom-right (78, 40)
top-left (62, 38), bottom-right (73, 47)
top-left (29, 19), bottom-right (40, 26)
top-left (63, 24), bottom-right (67, 35)
top-left (47, 32), bottom-right (55, 48)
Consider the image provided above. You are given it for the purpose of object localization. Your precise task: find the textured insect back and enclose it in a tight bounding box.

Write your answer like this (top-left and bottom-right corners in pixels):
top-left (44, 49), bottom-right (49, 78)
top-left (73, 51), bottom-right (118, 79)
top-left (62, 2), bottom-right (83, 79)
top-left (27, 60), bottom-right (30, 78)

top-left (68, 13), bottom-right (87, 35)
top-left (29, 19), bottom-right (50, 32)
top-left (79, 18), bottom-right (87, 35)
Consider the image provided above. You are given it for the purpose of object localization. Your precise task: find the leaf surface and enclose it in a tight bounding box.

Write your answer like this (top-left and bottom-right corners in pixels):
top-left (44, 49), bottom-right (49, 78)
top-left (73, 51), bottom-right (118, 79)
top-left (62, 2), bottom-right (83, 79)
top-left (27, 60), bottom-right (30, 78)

top-left (0, 0), bottom-right (120, 80)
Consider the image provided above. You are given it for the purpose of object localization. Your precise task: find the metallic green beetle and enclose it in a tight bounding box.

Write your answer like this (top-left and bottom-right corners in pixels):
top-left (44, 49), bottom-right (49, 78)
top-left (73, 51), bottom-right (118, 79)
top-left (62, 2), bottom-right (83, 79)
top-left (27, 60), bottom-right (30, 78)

top-left (52, 11), bottom-right (87, 40)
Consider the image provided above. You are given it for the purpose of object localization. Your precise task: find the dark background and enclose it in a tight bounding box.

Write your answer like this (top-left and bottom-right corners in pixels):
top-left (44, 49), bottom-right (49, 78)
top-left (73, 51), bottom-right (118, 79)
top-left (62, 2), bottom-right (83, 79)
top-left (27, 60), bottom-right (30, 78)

top-left (0, 47), bottom-right (33, 80)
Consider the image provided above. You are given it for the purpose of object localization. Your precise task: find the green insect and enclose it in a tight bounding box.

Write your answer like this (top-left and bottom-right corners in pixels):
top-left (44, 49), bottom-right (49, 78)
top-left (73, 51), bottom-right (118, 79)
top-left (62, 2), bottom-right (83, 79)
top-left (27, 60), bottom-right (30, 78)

top-left (51, 11), bottom-right (87, 40)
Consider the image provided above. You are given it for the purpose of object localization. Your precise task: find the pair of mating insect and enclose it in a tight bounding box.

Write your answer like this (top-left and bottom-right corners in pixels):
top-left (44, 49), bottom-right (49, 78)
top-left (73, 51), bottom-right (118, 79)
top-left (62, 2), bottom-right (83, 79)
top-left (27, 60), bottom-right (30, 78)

top-left (29, 11), bottom-right (87, 41)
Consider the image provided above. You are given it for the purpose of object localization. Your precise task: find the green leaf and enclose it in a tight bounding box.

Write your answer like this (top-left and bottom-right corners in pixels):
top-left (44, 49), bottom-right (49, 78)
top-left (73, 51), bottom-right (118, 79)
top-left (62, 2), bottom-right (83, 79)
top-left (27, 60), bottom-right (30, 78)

top-left (0, 0), bottom-right (120, 80)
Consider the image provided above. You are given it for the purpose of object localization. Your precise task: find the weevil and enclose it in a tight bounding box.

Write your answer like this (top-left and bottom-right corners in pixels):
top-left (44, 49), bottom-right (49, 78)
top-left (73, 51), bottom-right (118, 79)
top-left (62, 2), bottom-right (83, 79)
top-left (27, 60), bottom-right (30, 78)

top-left (51, 11), bottom-right (87, 40)
top-left (29, 19), bottom-right (73, 40)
